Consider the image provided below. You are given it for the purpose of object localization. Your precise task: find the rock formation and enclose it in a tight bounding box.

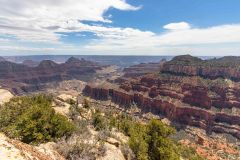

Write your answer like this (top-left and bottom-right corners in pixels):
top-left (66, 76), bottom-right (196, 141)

top-left (0, 57), bottom-right (104, 94)
top-left (162, 55), bottom-right (240, 81)
top-left (0, 133), bottom-right (64, 160)
top-left (83, 55), bottom-right (240, 139)
top-left (0, 88), bottom-right (13, 105)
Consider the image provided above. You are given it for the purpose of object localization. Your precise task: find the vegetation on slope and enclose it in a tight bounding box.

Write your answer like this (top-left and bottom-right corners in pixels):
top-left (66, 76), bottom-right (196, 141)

top-left (0, 94), bottom-right (75, 144)
top-left (89, 103), bottom-right (204, 160)
top-left (0, 94), bottom-right (204, 160)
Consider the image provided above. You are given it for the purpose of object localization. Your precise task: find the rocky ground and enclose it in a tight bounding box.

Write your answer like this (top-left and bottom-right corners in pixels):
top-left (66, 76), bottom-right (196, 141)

top-left (0, 88), bottom-right (13, 105)
top-left (0, 88), bottom-right (239, 160)
top-left (176, 127), bottom-right (240, 160)
top-left (0, 133), bottom-right (64, 160)
top-left (85, 96), bottom-right (240, 160)
top-left (0, 91), bottom-right (132, 160)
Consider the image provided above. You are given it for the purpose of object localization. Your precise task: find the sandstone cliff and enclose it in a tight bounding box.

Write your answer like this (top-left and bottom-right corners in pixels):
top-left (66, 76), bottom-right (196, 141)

top-left (83, 83), bottom-right (240, 138)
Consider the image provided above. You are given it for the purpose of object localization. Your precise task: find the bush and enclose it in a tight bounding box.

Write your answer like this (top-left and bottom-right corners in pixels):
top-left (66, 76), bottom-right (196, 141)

top-left (120, 144), bottom-right (135, 160)
top-left (147, 119), bottom-right (179, 160)
top-left (66, 98), bottom-right (76, 105)
top-left (83, 99), bottom-right (90, 109)
top-left (91, 110), bottom-right (203, 160)
top-left (0, 94), bottom-right (75, 144)
top-left (57, 131), bottom-right (107, 160)
top-left (92, 112), bottom-right (108, 131)
top-left (177, 145), bottom-right (205, 160)
top-left (128, 123), bottom-right (149, 160)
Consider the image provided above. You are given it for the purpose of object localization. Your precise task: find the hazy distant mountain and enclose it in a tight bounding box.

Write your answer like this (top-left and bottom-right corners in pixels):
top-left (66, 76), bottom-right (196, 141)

top-left (0, 57), bottom-right (104, 94)
top-left (0, 56), bottom-right (6, 62)
top-left (5, 55), bottom-right (172, 67)
top-left (22, 60), bottom-right (40, 67)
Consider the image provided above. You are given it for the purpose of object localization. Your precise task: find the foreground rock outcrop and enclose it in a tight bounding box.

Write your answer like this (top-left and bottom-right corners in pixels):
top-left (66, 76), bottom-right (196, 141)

top-left (0, 133), bottom-right (64, 160)
top-left (0, 88), bottom-right (13, 105)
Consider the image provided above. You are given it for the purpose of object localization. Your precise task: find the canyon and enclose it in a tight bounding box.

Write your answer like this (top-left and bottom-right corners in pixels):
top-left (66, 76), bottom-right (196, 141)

top-left (83, 55), bottom-right (240, 139)
top-left (0, 57), bottom-right (104, 95)
top-left (1, 55), bottom-right (239, 160)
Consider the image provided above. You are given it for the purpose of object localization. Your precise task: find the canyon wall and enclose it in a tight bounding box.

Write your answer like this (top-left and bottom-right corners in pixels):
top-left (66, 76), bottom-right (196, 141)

top-left (83, 84), bottom-right (240, 138)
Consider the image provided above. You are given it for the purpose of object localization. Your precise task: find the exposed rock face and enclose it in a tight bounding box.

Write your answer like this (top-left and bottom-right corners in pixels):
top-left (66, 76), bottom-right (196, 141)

top-left (182, 84), bottom-right (212, 109)
top-left (0, 57), bottom-right (103, 94)
top-left (0, 88), bottom-right (13, 105)
top-left (179, 127), bottom-right (240, 160)
top-left (83, 55), bottom-right (240, 139)
top-left (162, 55), bottom-right (240, 81)
top-left (0, 133), bottom-right (65, 160)
top-left (83, 84), bottom-right (240, 138)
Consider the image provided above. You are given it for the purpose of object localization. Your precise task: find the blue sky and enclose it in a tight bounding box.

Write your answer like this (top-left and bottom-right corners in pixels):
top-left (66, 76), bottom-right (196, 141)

top-left (109, 0), bottom-right (240, 30)
top-left (0, 0), bottom-right (240, 56)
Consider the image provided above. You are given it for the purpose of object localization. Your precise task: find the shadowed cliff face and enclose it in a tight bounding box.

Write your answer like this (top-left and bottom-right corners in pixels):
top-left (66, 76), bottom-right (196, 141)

top-left (0, 57), bottom-right (103, 94)
top-left (83, 55), bottom-right (240, 139)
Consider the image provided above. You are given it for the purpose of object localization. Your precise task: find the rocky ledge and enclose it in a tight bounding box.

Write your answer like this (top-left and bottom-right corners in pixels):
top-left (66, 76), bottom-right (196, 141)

top-left (0, 133), bottom-right (64, 160)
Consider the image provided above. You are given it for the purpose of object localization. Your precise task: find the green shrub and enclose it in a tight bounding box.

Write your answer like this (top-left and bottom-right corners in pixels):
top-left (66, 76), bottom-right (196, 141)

top-left (92, 113), bottom-right (108, 131)
top-left (94, 110), bottom-right (204, 160)
top-left (0, 94), bottom-right (75, 144)
top-left (67, 98), bottom-right (76, 105)
top-left (177, 145), bottom-right (205, 160)
top-left (83, 99), bottom-right (90, 109)
top-left (128, 123), bottom-right (149, 160)
top-left (147, 119), bottom-right (179, 160)
top-left (116, 118), bottom-right (180, 160)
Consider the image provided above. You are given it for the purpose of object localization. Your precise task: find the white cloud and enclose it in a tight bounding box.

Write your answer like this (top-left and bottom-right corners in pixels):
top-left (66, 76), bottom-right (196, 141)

top-left (163, 22), bottom-right (191, 30)
top-left (158, 24), bottom-right (240, 45)
top-left (0, 0), bottom-right (239, 56)
top-left (0, 0), bottom-right (140, 42)
top-left (84, 23), bottom-right (240, 56)
top-left (1, 22), bottom-right (240, 56)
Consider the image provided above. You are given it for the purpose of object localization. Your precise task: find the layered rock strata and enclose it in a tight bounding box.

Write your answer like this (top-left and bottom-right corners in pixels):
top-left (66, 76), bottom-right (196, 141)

top-left (83, 83), bottom-right (240, 138)
top-left (0, 57), bottom-right (103, 94)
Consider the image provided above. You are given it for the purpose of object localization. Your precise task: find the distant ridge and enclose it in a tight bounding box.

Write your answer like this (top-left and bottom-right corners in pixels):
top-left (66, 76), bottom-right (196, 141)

top-left (162, 55), bottom-right (240, 81)
top-left (22, 60), bottom-right (39, 67)
top-left (0, 57), bottom-right (104, 94)
top-left (0, 56), bottom-right (6, 62)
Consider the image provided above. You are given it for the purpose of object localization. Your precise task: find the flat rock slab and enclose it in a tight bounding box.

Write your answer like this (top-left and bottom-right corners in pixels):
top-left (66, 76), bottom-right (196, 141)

top-left (0, 89), bottom-right (13, 105)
